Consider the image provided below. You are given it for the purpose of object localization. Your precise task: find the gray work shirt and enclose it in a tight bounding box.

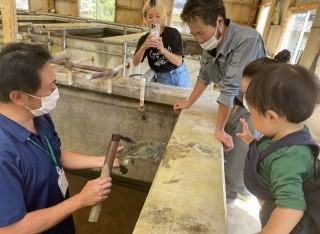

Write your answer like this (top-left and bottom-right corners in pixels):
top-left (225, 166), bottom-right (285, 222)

top-left (198, 20), bottom-right (266, 108)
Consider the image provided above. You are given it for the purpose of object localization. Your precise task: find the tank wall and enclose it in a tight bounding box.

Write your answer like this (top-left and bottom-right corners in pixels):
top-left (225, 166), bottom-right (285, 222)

top-left (51, 85), bottom-right (178, 184)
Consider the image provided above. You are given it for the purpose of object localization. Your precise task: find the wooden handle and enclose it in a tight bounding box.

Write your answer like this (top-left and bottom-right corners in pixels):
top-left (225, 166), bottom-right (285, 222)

top-left (88, 135), bottom-right (120, 222)
top-left (88, 164), bottom-right (110, 222)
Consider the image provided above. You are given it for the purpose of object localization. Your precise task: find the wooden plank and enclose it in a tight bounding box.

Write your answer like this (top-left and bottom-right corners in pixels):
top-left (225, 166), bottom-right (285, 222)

top-left (289, 2), bottom-right (319, 12)
top-left (115, 0), bottom-right (173, 27)
top-left (55, 0), bottom-right (78, 16)
top-left (116, 0), bottom-right (143, 8)
top-left (1, 0), bottom-right (18, 43)
top-left (29, 0), bottom-right (48, 12)
top-left (225, 3), bottom-right (252, 25)
top-left (115, 8), bottom-right (143, 26)
top-left (262, 0), bottom-right (277, 42)
top-left (248, 0), bottom-right (260, 26)
top-left (48, 0), bottom-right (55, 13)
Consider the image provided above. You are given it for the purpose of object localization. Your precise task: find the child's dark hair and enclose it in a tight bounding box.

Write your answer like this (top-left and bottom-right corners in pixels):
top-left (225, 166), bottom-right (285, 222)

top-left (246, 63), bottom-right (320, 123)
top-left (243, 49), bottom-right (291, 79)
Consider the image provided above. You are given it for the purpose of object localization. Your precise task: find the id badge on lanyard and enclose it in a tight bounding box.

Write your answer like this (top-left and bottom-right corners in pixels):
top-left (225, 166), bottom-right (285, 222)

top-left (57, 167), bottom-right (69, 197)
top-left (29, 136), bottom-right (69, 197)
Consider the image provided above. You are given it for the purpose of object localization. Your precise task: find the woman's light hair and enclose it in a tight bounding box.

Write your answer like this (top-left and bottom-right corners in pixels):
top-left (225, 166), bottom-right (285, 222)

top-left (142, 0), bottom-right (168, 26)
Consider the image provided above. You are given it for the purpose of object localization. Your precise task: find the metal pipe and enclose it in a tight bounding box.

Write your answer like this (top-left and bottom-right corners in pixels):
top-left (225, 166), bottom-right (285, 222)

top-left (71, 63), bottom-right (107, 72)
top-left (51, 50), bottom-right (72, 63)
top-left (73, 56), bottom-right (94, 64)
top-left (85, 70), bottom-right (112, 80)
top-left (85, 61), bottom-right (130, 80)
top-left (18, 22), bottom-right (34, 28)
top-left (40, 22), bottom-right (109, 30)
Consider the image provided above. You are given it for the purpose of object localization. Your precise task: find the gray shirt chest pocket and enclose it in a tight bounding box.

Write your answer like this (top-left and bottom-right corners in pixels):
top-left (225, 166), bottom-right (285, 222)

top-left (201, 57), bottom-right (223, 84)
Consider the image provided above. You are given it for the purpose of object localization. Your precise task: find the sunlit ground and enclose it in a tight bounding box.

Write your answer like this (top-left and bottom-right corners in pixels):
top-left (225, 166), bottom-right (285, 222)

top-left (227, 196), bottom-right (261, 234)
top-left (235, 196), bottom-right (260, 221)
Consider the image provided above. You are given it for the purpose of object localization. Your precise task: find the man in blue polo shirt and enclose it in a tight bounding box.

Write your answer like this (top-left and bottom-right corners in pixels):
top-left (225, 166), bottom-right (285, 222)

top-left (0, 43), bottom-right (117, 233)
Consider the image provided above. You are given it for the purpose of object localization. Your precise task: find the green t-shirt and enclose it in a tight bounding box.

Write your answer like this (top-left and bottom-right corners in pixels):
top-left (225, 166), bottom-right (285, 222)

top-left (258, 138), bottom-right (315, 210)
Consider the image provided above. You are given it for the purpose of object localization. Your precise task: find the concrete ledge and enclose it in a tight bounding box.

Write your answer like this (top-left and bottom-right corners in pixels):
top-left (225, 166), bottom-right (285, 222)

top-left (133, 91), bottom-right (226, 233)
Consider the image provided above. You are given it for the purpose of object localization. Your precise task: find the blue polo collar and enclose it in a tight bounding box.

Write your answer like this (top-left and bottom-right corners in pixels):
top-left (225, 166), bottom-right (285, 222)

top-left (0, 114), bottom-right (46, 143)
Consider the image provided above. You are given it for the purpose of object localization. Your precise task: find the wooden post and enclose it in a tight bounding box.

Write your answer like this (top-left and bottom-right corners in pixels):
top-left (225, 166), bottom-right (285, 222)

top-left (299, 4), bottom-right (320, 69)
top-left (48, 0), bottom-right (55, 13)
top-left (262, 0), bottom-right (277, 42)
top-left (1, 0), bottom-right (18, 43)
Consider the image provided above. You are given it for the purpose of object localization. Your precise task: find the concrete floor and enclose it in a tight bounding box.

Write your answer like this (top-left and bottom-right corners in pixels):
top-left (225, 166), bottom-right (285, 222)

top-left (227, 197), bottom-right (261, 234)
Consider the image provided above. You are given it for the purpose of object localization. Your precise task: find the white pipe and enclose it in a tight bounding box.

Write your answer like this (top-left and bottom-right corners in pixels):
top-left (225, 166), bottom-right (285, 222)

top-left (139, 76), bottom-right (147, 112)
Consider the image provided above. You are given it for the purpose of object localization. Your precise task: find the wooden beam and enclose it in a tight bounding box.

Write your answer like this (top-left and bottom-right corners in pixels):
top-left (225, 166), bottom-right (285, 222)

top-left (48, 0), bottom-right (55, 13)
top-left (1, 0), bottom-right (18, 43)
top-left (262, 0), bottom-right (277, 42)
top-left (247, 0), bottom-right (259, 26)
top-left (274, 2), bottom-right (319, 60)
top-left (288, 2), bottom-right (319, 12)
top-left (299, 5), bottom-right (320, 69)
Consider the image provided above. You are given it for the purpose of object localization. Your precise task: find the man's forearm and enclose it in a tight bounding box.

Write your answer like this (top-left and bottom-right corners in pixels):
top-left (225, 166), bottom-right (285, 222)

top-left (215, 103), bottom-right (231, 133)
top-left (0, 195), bottom-right (82, 234)
top-left (61, 150), bottom-right (104, 170)
top-left (186, 79), bottom-right (207, 106)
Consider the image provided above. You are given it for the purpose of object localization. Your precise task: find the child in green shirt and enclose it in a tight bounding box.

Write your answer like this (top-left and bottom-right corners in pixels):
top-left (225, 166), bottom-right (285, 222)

top-left (238, 63), bottom-right (320, 233)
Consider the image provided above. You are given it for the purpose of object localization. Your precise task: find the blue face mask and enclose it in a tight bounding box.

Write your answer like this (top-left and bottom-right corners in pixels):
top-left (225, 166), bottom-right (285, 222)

top-left (24, 87), bottom-right (59, 116)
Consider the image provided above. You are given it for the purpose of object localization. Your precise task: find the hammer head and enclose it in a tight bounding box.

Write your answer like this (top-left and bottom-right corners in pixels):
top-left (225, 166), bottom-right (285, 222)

top-left (121, 135), bottom-right (136, 144)
top-left (112, 134), bottom-right (136, 144)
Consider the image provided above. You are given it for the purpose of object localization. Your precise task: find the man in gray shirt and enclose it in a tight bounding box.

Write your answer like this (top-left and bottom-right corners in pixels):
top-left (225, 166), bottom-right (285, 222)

top-left (174, 0), bottom-right (266, 206)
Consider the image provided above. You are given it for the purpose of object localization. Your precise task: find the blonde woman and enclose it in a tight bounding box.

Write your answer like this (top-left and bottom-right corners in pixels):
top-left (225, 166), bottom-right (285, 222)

top-left (133, 0), bottom-right (191, 88)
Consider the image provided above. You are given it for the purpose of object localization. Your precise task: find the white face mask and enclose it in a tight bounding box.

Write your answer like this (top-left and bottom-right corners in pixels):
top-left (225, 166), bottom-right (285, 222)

top-left (242, 98), bottom-right (251, 113)
top-left (200, 22), bottom-right (222, 50)
top-left (25, 87), bottom-right (59, 116)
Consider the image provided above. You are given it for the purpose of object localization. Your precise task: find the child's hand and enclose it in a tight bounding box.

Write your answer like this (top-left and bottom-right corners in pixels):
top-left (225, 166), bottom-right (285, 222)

top-left (236, 118), bottom-right (255, 145)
